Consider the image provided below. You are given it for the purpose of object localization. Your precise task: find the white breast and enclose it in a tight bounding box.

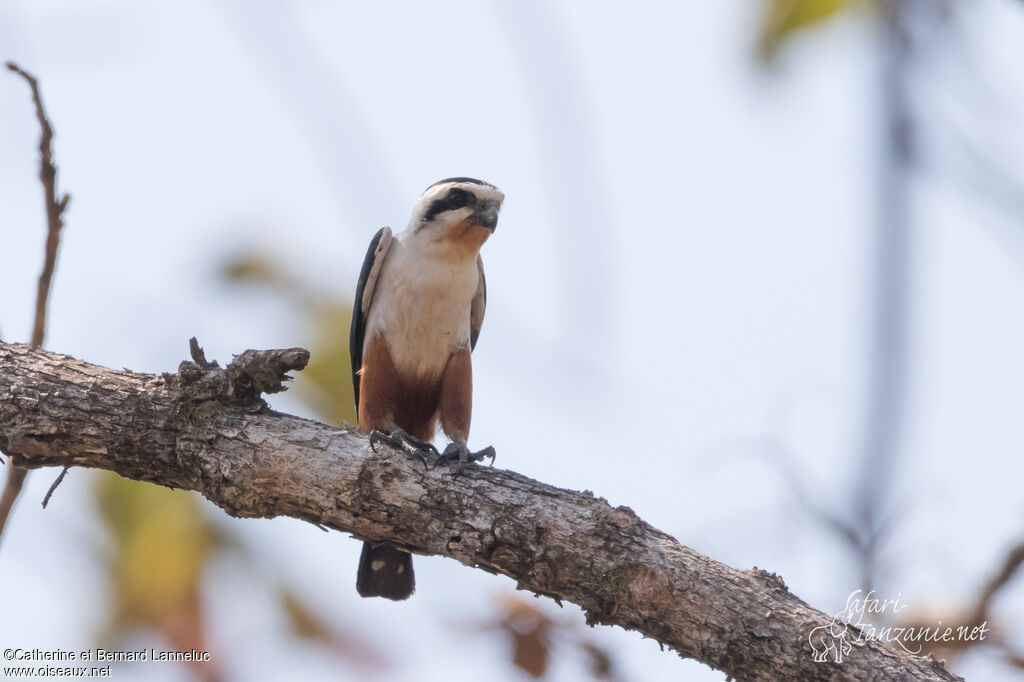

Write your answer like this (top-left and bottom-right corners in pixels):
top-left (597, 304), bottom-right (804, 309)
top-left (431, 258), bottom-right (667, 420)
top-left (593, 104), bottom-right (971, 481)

top-left (364, 238), bottom-right (479, 381)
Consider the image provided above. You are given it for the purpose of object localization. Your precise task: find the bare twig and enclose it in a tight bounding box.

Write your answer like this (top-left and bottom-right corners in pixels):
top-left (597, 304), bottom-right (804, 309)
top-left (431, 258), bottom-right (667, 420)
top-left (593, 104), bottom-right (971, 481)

top-left (0, 341), bottom-right (963, 682)
top-left (969, 538), bottom-right (1024, 628)
top-left (5, 61), bottom-right (70, 350)
top-left (0, 470), bottom-right (26, 540)
top-left (0, 61), bottom-right (71, 543)
top-left (40, 467), bottom-right (70, 509)
top-left (892, 536), bottom-right (1024, 664)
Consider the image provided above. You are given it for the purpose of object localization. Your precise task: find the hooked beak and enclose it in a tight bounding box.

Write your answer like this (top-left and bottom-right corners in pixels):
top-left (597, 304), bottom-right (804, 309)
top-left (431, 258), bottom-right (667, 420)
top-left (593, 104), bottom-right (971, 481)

top-left (473, 201), bottom-right (501, 232)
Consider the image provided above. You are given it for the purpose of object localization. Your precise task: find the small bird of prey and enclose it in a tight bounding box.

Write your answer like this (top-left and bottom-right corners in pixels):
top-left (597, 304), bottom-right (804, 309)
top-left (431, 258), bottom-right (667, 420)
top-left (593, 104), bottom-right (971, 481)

top-left (349, 177), bottom-right (504, 600)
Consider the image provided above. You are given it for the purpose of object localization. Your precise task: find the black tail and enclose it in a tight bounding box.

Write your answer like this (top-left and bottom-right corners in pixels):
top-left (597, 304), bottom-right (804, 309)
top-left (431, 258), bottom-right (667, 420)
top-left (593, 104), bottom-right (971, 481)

top-left (356, 541), bottom-right (415, 600)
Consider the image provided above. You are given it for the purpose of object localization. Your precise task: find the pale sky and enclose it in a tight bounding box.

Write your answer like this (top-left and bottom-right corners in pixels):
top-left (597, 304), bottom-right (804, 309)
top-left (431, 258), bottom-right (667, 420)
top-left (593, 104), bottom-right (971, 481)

top-left (2, 1), bottom-right (1024, 680)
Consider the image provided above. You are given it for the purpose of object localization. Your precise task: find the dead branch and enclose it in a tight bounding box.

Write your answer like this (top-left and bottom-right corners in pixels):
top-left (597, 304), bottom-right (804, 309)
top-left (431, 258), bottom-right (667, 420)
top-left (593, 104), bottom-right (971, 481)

top-left (970, 538), bottom-right (1024, 627)
top-left (5, 61), bottom-right (71, 349)
top-left (0, 467), bottom-right (26, 541)
top-left (0, 61), bottom-right (72, 539)
top-left (0, 341), bottom-right (962, 682)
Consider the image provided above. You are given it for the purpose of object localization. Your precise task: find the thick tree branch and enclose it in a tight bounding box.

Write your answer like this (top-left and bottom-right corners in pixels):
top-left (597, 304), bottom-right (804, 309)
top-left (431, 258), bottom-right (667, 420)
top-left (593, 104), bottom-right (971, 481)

top-left (0, 342), bottom-right (961, 682)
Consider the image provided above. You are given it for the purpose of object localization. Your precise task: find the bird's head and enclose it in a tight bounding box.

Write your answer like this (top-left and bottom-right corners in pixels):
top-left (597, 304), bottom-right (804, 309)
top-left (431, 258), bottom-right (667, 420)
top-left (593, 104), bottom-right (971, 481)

top-left (404, 177), bottom-right (504, 259)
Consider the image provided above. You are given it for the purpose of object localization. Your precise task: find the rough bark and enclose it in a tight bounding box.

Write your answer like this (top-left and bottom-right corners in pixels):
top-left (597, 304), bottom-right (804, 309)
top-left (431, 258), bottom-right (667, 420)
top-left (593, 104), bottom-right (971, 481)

top-left (0, 342), bottom-right (961, 682)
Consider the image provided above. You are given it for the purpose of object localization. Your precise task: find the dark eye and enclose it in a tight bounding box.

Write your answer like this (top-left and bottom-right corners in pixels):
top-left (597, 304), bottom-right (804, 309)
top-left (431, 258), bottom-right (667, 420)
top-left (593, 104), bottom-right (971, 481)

top-left (447, 189), bottom-right (469, 209)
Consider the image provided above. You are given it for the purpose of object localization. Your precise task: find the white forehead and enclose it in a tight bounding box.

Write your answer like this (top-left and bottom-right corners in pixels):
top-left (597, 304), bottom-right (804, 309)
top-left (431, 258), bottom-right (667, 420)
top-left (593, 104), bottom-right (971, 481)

top-left (418, 180), bottom-right (505, 207)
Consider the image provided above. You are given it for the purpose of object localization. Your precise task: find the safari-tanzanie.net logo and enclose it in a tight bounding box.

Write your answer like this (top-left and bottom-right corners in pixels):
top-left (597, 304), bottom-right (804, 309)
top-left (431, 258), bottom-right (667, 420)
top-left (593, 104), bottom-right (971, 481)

top-left (807, 590), bottom-right (989, 663)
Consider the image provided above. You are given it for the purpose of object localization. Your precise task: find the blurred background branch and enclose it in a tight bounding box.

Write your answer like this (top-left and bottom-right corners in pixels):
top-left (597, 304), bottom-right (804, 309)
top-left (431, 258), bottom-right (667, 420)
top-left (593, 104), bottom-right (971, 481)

top-left (755, 0), bottom-right (1024, 669)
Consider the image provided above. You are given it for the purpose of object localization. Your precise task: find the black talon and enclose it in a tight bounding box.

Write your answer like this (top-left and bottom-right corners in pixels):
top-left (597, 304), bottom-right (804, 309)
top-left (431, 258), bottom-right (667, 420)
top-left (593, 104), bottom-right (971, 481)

top-left (368, 427), bottom-right (438, 470)
top-left (436, 441), bottom-right (496, 477)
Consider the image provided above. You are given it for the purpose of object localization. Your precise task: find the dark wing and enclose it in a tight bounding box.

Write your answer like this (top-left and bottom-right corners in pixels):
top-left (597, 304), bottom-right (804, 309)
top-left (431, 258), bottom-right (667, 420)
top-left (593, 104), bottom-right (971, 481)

top-left (349, 227), bottom-right (394, 411)
top-left (469, 254), bottom-right (486, 350)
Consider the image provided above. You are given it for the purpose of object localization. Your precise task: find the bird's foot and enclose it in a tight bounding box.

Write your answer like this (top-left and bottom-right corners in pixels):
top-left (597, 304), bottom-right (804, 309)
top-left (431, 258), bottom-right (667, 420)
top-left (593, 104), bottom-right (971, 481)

top-left (369, 427), bottom-right (438, 469)
top-left (436, 441), bottom-right (496, 477)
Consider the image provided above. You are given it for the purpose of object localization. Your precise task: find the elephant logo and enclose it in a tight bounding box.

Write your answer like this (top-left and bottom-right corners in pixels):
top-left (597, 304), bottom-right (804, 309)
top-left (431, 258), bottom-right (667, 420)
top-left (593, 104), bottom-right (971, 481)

top-left (808, 616), bottom-right (853, 663)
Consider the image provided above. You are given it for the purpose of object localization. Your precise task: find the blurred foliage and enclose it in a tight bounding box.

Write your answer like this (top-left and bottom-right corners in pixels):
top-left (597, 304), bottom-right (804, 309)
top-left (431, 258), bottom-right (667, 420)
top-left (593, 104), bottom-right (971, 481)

top-left (94, 471), bottom-right (396, 679)
top-left (757, 0), bottom-right (869, 61)
top-left (95, 474), bottom-right (224, 682)
top-left (277, 585), bottom-right (392, 672)
top-left (457, 595), bottom-right (622, 680)
top-left (84, 249), bottom-right (373, 681)
top-left (222, 251), bottom-right (356, 426)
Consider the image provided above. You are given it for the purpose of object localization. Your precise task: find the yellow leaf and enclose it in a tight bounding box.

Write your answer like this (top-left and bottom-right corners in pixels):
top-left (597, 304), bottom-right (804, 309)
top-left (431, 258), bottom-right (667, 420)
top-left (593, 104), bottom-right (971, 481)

top-left (94, 473), bottom-right (220, 651)
top-left (295, 301), bottom-right (357, 426)
top-left (277, 586), bottom-right (392, 671)
top-left (757, 0), bottom-right (868, 62)
top-left (219, 250), bottom-right (357, 425)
